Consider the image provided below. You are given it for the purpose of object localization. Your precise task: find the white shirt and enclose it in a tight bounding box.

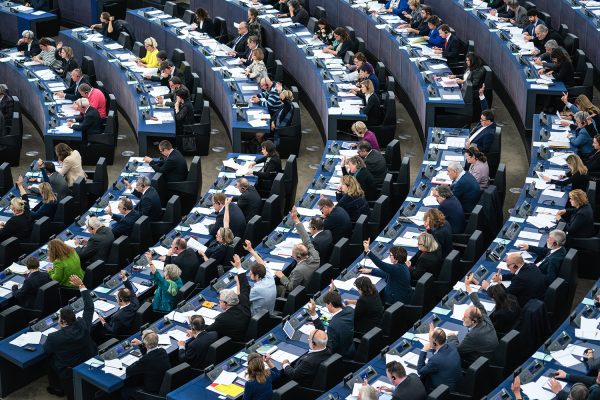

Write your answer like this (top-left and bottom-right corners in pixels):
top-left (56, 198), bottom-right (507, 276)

top-left (469, 124), bottom-right (487, 142)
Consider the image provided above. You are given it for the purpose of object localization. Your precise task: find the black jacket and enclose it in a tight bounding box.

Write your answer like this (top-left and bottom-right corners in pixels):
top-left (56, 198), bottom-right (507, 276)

top-left (363, 150), bottom-right (388, 187)
top-left (323, 206), bottom-right (352, 244)
top-left (393, 373), bottom-right (427, 400)
top-left (528, 246), bottom-right (567, 286)
top-left (563, 204), bottom-right (595, 238)
top-left (204, 241), bottom-right (227, 266)
top-left (208, 202), bottom-right (247, 239)
top-left (76, 226), bottom-right (114, 266)
top-left (490, 295), bottom-right (521, 335)
top-left (149, 149), bottom-right (188, 183)
top-left (469, 123), bottom-right (496, 154)
top-left (501, 263), bottom-right (546, 307)
top-left (228, 32), bottom-right (249, 58)
top-left (533, 30), bottom-right (564, 52)
top-left (175, 100), bottom-right (194, 136)
top-left (335, 193), bottom-right (369, 224)
top-left (72, 106), bottom-right (103, 144)
top-left (442, 34), bottom-right (460, 64)
top-left (551, 171), bottom-right (589, 192)
top-left (126, 347), bottom-right (171, 393)
top-left (354, 293), bottom-right (383, 334)
top-left (63, 75), bottom-right (91, 101)
top-left (206, 272), bottom-right (251, 341)
top-left (430, 222), bottom-right (453, 258)
top-left (283, 349), bottom-right (331, 386)
top-left (17, 38), bottom-right (40, 57)
top-left (292, 8), bottom-right (310, 25)
top-left (311, 230), bottom-right (333, 264)
top-left (102, 279), bottom-right (140, 336)
top-left (111, 209), bottom-right (141, 238)
top-left (409, 248), bottom-right (442, 285)
top-left (0, 196), bottom-right (33, 241)
top-left (178, 330), bottom-right (218, 368)
top-left (165, 248), bottom-right (201, 283)
top-left (253, 155), bottom-right (283, 197)
top-left (586, 150), bottom-right (600, 177)
top-left (196, 18), bottom-right (214, 36)
top-left (132, 186), bottom-right (162, 222)
top-left (342, 166), bottom-right (378, 201)
top-left (235, 185), bottom-right (262, 222)
top-left (43, 289), bottom-right (97, 370)
top-left (11, 270), bottom-right (51, 309)
top-left (361, 93), bottom-right (382, 125)
top-left (313, 306), bottom-right (355, 357)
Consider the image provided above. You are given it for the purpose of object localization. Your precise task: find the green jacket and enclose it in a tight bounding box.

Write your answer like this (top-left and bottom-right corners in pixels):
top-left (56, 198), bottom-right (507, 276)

top-left (49, 251), bottom-right (84, 287)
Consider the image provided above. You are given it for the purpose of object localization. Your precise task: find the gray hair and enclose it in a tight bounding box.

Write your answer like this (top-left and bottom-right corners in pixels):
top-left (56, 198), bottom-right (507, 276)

top-left (575, 111), bottom-right (589, 124)
top-left (418, 232), bottom-right (439, 252)
top-left (549, 230), bottom-right (566, 246)
top-left (436, 185), bottom-right (453, 199)
top-left (76, 98), bottom-right (90, 109)
top-left (544, 40), bottom-right (559, 51)
top-left (536, 24), bottom-right (548, 34)
top-left (312, 332), bottom-right (327, 348)
top-left (447, 161), bottom-right (463, 173)
top-left (137, 175), bottom-right (151, 187)
top-left (0, 84), bottom-right (7, 95)
top-left (358, 386), bottom-right (379, 400)
top-left (142, 329), bottom-right (159, 349)
top-left (22, 30), bottom-right (34, 39)
top-left (219, 288), bottom-right (239, 306)
top-left (164, 264), bottom-right (182, 280)
top-left (87, 216), bottom-right (103, 230)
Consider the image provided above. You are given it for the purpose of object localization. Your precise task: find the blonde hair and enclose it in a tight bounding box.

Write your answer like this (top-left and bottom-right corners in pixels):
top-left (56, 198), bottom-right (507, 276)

top-left (217, 227), bottom-right (234, 245)
top-left (280, 89), bottom-right (293, 102)
top-left (351, 121), bottom-right (367, 135)
top-left (575, 95), bottom-right (600, 115)
top-left (164, 264), bottom-right (182, 280)
top-left (569, 189), bottom-right (589, 206)
top-left (408, 0), bottom-right (420, 6)
top-left (566, 154), bottom-right (588, 176)
top-left (144, 37), bottom-right (158, 49)
top-left (418, 232), bottom-right (439, 252)
top-left (247, 353), bottom-right (270, 384)
top-left (39, 182), bottom-right (57, 204)
top-left (341, 175), bottom-right (365, 198)
top-left (10, 197), bottom-right (26, 213)
top-left (362, 79), bottom-right (374, 94)
top-left (61, 46), bottom-right (73, 59)
top-left (48, 239), bottom-right (75, 262)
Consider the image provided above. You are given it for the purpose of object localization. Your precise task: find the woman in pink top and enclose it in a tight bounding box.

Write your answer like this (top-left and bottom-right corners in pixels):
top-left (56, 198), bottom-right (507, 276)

top-left (350, 121), bottom-right (380, 150)
top-left (78, 84), bottom-right (107, 119)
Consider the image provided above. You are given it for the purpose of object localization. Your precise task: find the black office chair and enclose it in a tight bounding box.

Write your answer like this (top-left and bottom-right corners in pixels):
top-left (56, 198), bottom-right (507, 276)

top-left (19, 216), bottom-right (50, 254)
top-left (558, 248), bottom-right (579, 306)
top-left (172, 48), bottom-right (185, 69)
top-left (275, 103), bottom-right (302, 159)
top-left (260, 194), bottom-right (282, 232)
top-left (163, 1), bottom-right (177, 16)
top-left (487, 127), bottom-right (502, 178)
top-left (490, 163), bottom-right (506, 208)
top-left (243, 310), bottom-right (279, 342)
top-left (282, 155), bottom-right (297, 214)
top-left (568, 62), bottom-right (593, 100)
top-left (132, 41), bottom-right (146, 59)
top-left (0, 112), bottom-right (22, 166)
top-left (368, 195), bottom-right (390, 240)
top-left (83, 260), bottom-right (106, 289)
top-left (214, 17), bottom-right (228, 43)
top-left (84, 157), bottom-right (108, 207)
top-left (428, 384), bottom-right (451, 400)
top-left (563, 33), bottom-right (579, 56)
top-left (450, 357), bottom-right (490, 399)
top-left (118, 32), bottom-right (133, 50)
top-left (166, 156), bottom-right (201, 214)
top-left (314, 6), bottom-right (326, 19)
top-left (0, 306), bottom-right (28, 339)
top-left (242, 215), bottom-right (264, 248)
top-left (179, 121), bottom-right (210, 157)
top-left (452, 205), bottom-right (484, 248)
top-left (370, 91), bottom-right (396, 148)
top-left (545, 277), bottom-right (569, 330)
top-left (81, 56), bottom-right (96, 85)
top-left (458, 230), bottom-right (484, 275)
top-left (489, 330), bottom-right (521, 383)
top-left (131, 363), bottom-right (195, 399)
top-left (347, 327), bottom-right (383, 366)
top-left (433, 250), bottom-right (461, 299)
top-left (71, 176), bottom-right (87, 215)
top-left (130, 215), bottom-right (151, 256)
top-left (0, 162), bottom-right (12, 194)
top-left (194, 258), bottom-right (219, 287)
top-left (274, 285), bottom-right (308, 317)
top-left (105, 235), bottom-right (130, 274)
top-left (296, 354), bottom-right (344, 396)
top-left (82, 111), bottom-right (117, 166)
top-left (0, 237), bottom-right (20, 269)
top-left (50, 196), bottom-right (75, 235)
top-left (182, 9), bottom-right (195, 25)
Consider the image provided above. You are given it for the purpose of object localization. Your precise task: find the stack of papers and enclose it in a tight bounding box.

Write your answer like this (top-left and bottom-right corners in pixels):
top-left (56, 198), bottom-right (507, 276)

top-left (270, 238), bottom-right (300, 257)
top-left (521, 376), bottom-right (566, 400)
top-left (186, 237), bottom-right (207, 253)
top-left (7, 262), bottom-right (28, 274)
top-left (10, 331), bottom-right (43, 347)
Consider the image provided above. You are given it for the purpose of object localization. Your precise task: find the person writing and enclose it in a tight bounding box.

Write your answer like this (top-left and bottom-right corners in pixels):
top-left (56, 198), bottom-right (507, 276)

top-left (243, 353), bottom-right (281, 400)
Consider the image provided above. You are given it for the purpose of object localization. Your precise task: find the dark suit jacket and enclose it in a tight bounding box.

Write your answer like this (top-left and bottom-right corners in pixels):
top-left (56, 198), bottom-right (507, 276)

top-left (528, 246), bottom-right (567, 286)
top-left (43, 289), bottom-right (97, 370)
top-left (393, 373), bottom-right (427, 400)
top-left (150, 149), bottom-right (188, 183)
top-left (292, 8), bottom-right (310, 25)
top-left (41, 168), bottom-right (69, 201)
top-left (111, 210), bottom-right (140, 238)
top-left (208, 202), bottom-right (246, 239)
top-left (236, 185), bottom-right (262, 222)
top-left (467, 67), bottom-right (485, 92)
top-left (451, 172), bottom-right (481, 213)
top-left (17, 38), bottom-right (40, 57)
top-left (586, 150), bottom-right (600, 177)
top-left (323, 206), bottom-right (352, 244)
top-left (409, 248), bottom-right (442, 285)
top-left (442, 34), bottom-right (460, 64)
top-left (364, 150), bottom-right (388, 187)
top-left (72, 106), bottom-right (103, 144)
top-left (354, 293), bottom-right (383, 334)
top-left (63, 75), bottom-right (90, 101)
top-left (204, 241), bottom-right (227, 266)
top-left (556, 373), bottom-right (600, 400)
top-left (551, 171), bottom-right (589, 192)
top-left (0, 94), bottom-right (14, 120)
top-left (283, 348), bottom-right (331, 386)
top-left (102, 279), bottom-right (140, 336)
top-left (11, 270), bottom-right (51, 309)
top-left (563, 204), bottom-right (595, 238)
top-left (175, 100), bottom-right (194, 136)
top-left (533, 30), bottom-right (564, 51)
top-left (469, 123), bottom-right (496, 153)
top-left (342, 166), bottom-right (377, 201)
top-left (165, 248), bottom-right (201, 283)
top-left (76, 226), bottom-right (114, 266)
top-left (502, 263), bottom-right (547, 307)
top-left (179, 330), bottom-right (218, 368)
top-left (361, 93), bottom-right (382, 125)
top-left (158, 67), bottom-right (183, 86)
top-left (126, 347), bottom-right (171, 393)
top-left (228, 32), bottom-right (249, 58)
top-left (430, 222), bottom-right (453, 258)
top-left (133, 186), bottom-right (161, 222)
top-left (416, 343), bottom-right (462, 392)
top-left (206, 272), bottom-right (251, 341)
top-left (367, 252), bottom-right (412, 305)
top-left (439, 195), bottom-right (466, 234)
top-left (197, 17), bottom-right (214, 36)
top-left (312, 230), bottom-right (333, 264)
top-left (335, 193), bottom-right (369, 223)
top-left (313, 306), bottom-right (355, 357)
top-left (253, 155), bottom-right (283, 197)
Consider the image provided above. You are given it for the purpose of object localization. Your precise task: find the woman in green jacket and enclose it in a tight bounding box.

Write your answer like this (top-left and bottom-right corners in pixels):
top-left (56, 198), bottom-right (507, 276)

top-left (47, 239), bottom-right (84, 287)
top-left (145, 253), bottom-right (183, 313)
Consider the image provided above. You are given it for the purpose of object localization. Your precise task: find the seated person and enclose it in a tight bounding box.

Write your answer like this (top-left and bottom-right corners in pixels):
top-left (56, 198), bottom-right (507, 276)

top-left (349, 121), bottom-right (379, 150)
top-left (199, 227), bottom-right (234, 267)
top-left (77, 84), bottom-right (107, 120)
top-left (342, 276), bottom-right (383, 334)
top-left (233, 178), bottom-right (263, 222)
top-left (19, 181), bottom-right (57, 221)
top-left (246, 140), bottom-right (283, 198)
top-left (288, 0), bottom-right (309, 25)
top-left (143, 140), bottom-right (189, 183)
top-left (11, 256), bottom-right (51, 309)
top-left (341, 155), bottom-right (378, 201)
top-left (146, 258), bottom-right (183, 313)
top-left (250, 78), bottom-right (283, 117)
top-left (17, 30), bottom-right (40, 57)
top-left (556, 189), bottom-right (595, 238)
top-left (484, 282), bottom-right (521, 335)
top-left (432, 185), bottom-right (465, 234)
top-left (136, 37), bottom-right (160, 68)
top-left (317, 197), bottom-right (352, 244)
top-left (53, 143), bottom-right (86, 188)
top-left (540, 48), bottom-right (575, 87)
top-left (466, 110), bottom-right (496, 153)
top-left (123, 175), bottom-right (161, 222)
top-left (543, 154), bottom-right (589, 193)
top-left (98, 271), bottom-right (140, 336)
top-left (322, 27), bottom-right (353, 60)
top-left (244, 48), bottom-right (268, 83)
top-left (174, 87), bottom-right (194, 136)
top-left (206, 285), bottom-right (251, 342)
top-left (191, 8), bottom-right (214, 36)
top-left (282, 329), bottom-right (331, 386)
top-left (357, 141), bottom-right (388, 187)
top-left (381, 361), bottom-right (427, 400)
top-left (177, 315), bottom-right (218, 369)
top-left (91, 12), bottom-right (129, 41)
top-left (75, 216), bottom-right (114, 267)
top-left (359, 79), bottom-right (382, 125)
top-left (314, 18), bottom-right (334, 45)
top-left (433, 25), bottom-right (460, 64)
top-left (123, 330), bottom-right (171, 399)
top-left (162, 237), bottom-right (202, 284)
top-left (549, 370), bottom-right (600, 400)
top-left (335, 175), bottom-right (369, 223)
top-left (518, 229), bottom-right (567, 286)
top-left (466, 147), bottom-right (490, 190)
top-left (0, 178), bottom-right (33, 241)
top-left (270, 90), bottom-right (295, 145)
top-left (360, 239), bottom-right (412, 304)
top-left (34, 160), bottom-right (68, 201)
top-left (47, 239), bottom-right (84, 288)
top-left (417, 326), bottom-right (462, 392)
top-left (144, 60), bottom-right (182, 85)
top-left (308, 217), bottom-right (333, 263)
top-left (242, 353), bottom-right (281, 399)
top-left (32, 38), bottom-right (62, 70)
top-left (234, 246), bottom-right (276, 315)
top-left (569, 112), bottom-right (595, 158)
top-left (448, 161), bottom-right (481, 213)
top-left (423, 15), bottom-right (444, 47)
top-left (107, 197), bottom-right (140, 238)
top-left (208, 192), bottom-right (246, 239)
top-left (156, 76), bottom-right (187, 107)
top-left (67, 98), bottom-right (103, 143)
top-left (55, 68), bottom-right (90, 101)
top-left (423, 208), bottom-right (453, 258)
top-left (307, 293), bottom-right (355, 357)
top-left (407, 233), bottom-right (443, 285)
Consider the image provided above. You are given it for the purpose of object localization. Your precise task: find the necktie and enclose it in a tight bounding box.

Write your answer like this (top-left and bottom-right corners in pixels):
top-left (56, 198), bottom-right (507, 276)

top-left (444, 39), bottom-right (448, 50)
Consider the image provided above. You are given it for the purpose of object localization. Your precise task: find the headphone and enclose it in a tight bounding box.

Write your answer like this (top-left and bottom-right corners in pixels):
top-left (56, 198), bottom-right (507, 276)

top-left (309, 329), bottom-right (322, 347)
top-left (431, 329), bottom-right (443, 347)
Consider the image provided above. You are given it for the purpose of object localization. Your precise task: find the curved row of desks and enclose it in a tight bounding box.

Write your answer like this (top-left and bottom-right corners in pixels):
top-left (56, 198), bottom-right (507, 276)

top-left (0, 1), bottom-right (56, 43)
top-left (318, 116), bottom-right (577, 399)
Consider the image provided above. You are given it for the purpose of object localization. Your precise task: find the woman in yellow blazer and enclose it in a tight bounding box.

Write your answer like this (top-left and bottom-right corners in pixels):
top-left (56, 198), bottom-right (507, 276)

top-left (137, 37), bottom-right (160, 68)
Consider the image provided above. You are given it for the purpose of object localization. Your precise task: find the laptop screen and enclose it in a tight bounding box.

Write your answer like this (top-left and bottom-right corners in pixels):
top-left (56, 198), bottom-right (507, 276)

top-left (283, 320), bottom-right (295, 340)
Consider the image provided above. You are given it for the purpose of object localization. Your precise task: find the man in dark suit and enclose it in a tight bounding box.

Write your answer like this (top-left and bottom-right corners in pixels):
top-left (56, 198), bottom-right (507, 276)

top-left (447, 290), bottom-right (499, 368)
top-left (162, 237), bottom-right (201, 283)
top-left (531, 24), bottom-right (564, 52)
top-left (234, 178), bottom-right (262, 222)
top-left (124, 175), bottom-right (162, 222)
top-left (37, 161), bottom-right (69, 201)
top-left (122, 330), bottom-right (171, 399)
top-left (240, 35), bottom-right (263, 67)
top-left (68, 98), bottom-right (103, 144)
top-left (177, 315), bottom-right (218, 369)
top-left (416, 327), bottom-right (462, 392)
top-left (519, 229), bottom-right (567, 286)
top-left (317, 198), bottom-right (352, 244)
top-left (448, 162), bottom-right (481, 213)
top-left (227, 21), bottom-right (250, 58)
top-left (308, 292), bottom-right (354, 357)
top-left (551, 370), bottom-right (600, 400)
top-left (433, 185), bottom-right (466, 234)
top-left (75, 216), bottom-right (114, 267)
top-left (381, 361), bottom-right (426, 400)
top-left (357, 141), bottom-right (388, 187)
top-left (144, 140), bottom-right (188, 183)
top-left (483, 253), bottom-right (546, 307)
top-left (522, 8), bottom-right (545, 37)
top-left (11, 256), bottom-right (51, 309)
top-left (154, 60), bottom-right (183, 86)
top-left (98, 272), bottom-right (139, 336)
top-left (466, 109), bottom-right (496, 153)
top-left (108, 197), bottom-right (141, 238)
top-left (206, 275), bottom-right (251, 341)
top-left (282, 329), bottom-right (331, 386)
top-left (44, 275), bottom-right (97, 398)
top-left (435, 25), bottom-right (460, 64)
top-left (16, 30), bottom-right (40, 57)
top-left (56, 69), bottom-right (90, 101)
top-left (208, 192), bottom-right (247, 239)
top-left (309, 217), bottom-right (333, 264)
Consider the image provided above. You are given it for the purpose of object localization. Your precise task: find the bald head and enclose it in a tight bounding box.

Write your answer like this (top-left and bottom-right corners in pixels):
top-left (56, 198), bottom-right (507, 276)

top-left (236, 177), bottom-right (250, 192)
top-left (309, 329), bottom-right (327, 349)
top-left (506, 253), bottom-right (525, 273)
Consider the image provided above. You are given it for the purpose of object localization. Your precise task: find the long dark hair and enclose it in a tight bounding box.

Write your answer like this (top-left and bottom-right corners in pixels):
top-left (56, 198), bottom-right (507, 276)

top-left (466, 53), bottom-right (483, 71)
top-left (261, 140), bottom-right (279, 157)
top-left (487, 284), bottom-right (519, 312)
top-left (354, 276), bottom-right (377, 296)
